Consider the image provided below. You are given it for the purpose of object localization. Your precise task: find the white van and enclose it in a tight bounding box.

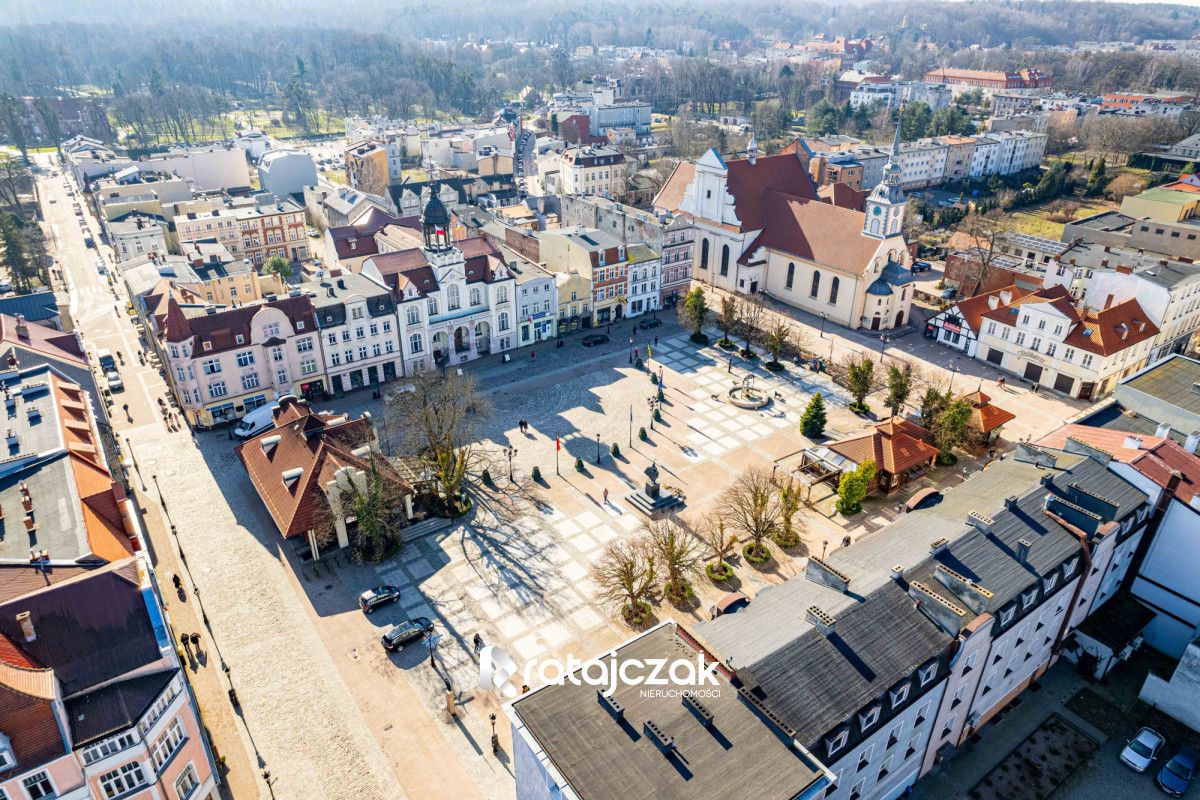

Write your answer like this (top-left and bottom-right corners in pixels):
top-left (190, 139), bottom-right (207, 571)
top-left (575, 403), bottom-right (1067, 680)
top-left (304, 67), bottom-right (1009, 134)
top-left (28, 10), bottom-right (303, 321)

top-left (233, 403), bottom-right (280, 440)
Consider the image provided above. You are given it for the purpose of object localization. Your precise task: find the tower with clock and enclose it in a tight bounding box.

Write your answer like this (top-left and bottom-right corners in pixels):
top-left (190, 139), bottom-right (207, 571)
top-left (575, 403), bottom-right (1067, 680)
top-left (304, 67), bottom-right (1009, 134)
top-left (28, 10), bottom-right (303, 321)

top-left (863, 111), bottom-right (907, 239)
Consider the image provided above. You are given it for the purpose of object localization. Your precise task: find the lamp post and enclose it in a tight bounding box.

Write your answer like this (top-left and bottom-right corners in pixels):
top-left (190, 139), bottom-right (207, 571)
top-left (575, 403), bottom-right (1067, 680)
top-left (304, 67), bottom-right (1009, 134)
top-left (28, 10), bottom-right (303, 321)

top-left (949, 364), bottom-right (960, 393)
top-left (595, 433), bottom-right (601, 464)
top-left (819, 313), bottom-right (828, 338)
top-left (879, 334), bottom-right (891, 362)
top-left (647, 396), bottom-right (657, 431)
top-left (426, 628), bottom-right (436, 669)
top-left (505, 446), bottom-right (517, 483)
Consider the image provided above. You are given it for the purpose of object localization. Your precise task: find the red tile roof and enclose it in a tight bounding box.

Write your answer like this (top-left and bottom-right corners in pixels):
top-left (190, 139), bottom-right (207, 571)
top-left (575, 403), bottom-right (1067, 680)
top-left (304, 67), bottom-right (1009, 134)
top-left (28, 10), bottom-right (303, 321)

top-left (653, 162), bottom-right (695, 213)
top-left (818, 182), bottom-right (866, 211)
top-left (0, 315), bottom-right (86, 365)
top-left (724, 154), bottom-right (819, 231)
top-left (328, 209), bottom-right (418, 261)
top-left (1036, 425), bottom-right (1200, 505)
top-left (164, 295), bottom-right (317, 354)
top-left (754, 192), bottom-right (883, 274)
top-left (979, 284), bottom-right (1158, 356)
top-left (959, 390), bottom-right (1016, 434)
top-left (953, 285), bottom-right (1034, 334)
top-left (236, 397), bottom-right (411, 538)
top-left (368, 237), bottom-right (506, 298)
top-left (828, 418), bottom-right (939, 474)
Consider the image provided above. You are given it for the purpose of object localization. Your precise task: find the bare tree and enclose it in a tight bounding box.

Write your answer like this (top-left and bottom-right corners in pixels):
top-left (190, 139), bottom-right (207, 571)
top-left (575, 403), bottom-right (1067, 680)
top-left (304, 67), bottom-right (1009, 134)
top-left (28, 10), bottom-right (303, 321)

top-left (738, 293), bottom-right (766, 357)
top-left (386, 369), bottom-right (491, 516)
top-left (763, 318), bottom-right (793, 369)
top-left (591, 536), bottom-right (659, 626)
top-left (647, 517), bottom-right (701, 605)
top-left (957, 211), bottom-right (1007, 297)
top-left (717, 293), bottom-right (739, 346)
top-left (695, 511), bottom-right (737, 580)
top-left (722, 466), bottom-right (780, 563)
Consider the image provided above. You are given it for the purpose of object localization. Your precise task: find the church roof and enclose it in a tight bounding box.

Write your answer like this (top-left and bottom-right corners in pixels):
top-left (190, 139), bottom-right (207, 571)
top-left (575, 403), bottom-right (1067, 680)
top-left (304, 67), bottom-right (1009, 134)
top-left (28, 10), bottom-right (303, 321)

top-left (752, 191), bottom-right (883, 275)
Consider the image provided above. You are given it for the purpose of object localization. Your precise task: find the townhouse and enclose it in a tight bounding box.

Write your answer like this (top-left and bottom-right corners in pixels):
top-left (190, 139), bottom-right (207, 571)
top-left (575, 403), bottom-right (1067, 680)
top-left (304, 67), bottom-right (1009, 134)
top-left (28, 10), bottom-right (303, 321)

top-left (344, 140), bottom-right (391, 197)
top-left (925, 285), bottom-right (1035, 358)
top-left (158, 294), bottom-right (325, 427)
top-left (659, 215), bottom-right (694, 307)
top-left (539, 228), bottom-right (634, 326)
top-left (508, 445), bottom-right (1154, 800)
top-left (109, 214), bottom-right (168, 263)
top-left (625, 243), bottom-right (662, 316)
top-left (303, 271), bottom-right (402, 394)
top-left (972, 283), bottom-right (1159, 400)
top-left (542, 144), bottom-right (626, 197)
top-left (554, 271), bottom-right (594, 333)
top-left (361, 194), bottom-right (517, 373)
top-left (174, 198), bottom-right (309, 265)
top-left (509, 255), bottom-right (559, 346)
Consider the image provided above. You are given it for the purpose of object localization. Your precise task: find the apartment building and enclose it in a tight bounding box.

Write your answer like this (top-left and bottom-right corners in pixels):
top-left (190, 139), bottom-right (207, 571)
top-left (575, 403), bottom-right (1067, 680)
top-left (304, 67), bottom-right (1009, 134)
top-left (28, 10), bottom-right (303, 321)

top-left (659, 215), bottom-right (694, 307)
top-left (554, 271), bottom-right (594, 333)
top-left (939, 136), bottom-right (978, 183)
top-left (140, 145), bottom-right (249, 191)
top-left (625, 243), bottom-right (661, 316)
top-left (344, 140), bottom-right (391, 197)
top-left (539, 227), bottom-right (632, 325)
top-left (972, 283), bottom-right (1158, 400)
top-left (257, 148), bottom-right (318, 198)
top-left (174, 198), bottom-right (309, 265)
top-left (304, 271), bottom-right (401, 394)
top-left (109, 214), bottom-right (169, 262)
top-left (159, 294), bottom-right (325, 427)
top-left (896, 140), bottom-right (947, 188)
top-left (922, 68), bottom-right (1053, 91)
top-left (547, 145), bottom-right (626, 197)
top-left (509, 255), bottom-right (559, 346)
top-left (1101, 92), bottom-right (1192, 117)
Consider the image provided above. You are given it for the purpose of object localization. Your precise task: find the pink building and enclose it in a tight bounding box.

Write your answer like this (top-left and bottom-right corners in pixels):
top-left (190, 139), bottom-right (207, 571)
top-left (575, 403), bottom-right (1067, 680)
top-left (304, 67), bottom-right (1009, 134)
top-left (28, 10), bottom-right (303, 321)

top-left (0, 559), bottom-right (218, 800)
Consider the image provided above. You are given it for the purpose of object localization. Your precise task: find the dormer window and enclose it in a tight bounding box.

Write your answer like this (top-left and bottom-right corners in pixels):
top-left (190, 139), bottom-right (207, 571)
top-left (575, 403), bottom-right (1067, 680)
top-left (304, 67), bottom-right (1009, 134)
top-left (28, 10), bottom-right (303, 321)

top-left (0, 732), bottom-right (14, 770)
top-left (859, 706), bottom-right (881, 731)
top-left (1063, 557), bottom-right (1079, 578)
top-left (826, 729), bottom-right (849, 757)
top-left (202, 341), bottom-right (212, 351)
top-left (1043, 573), bottom-right (1058, 593)
top-left (889, 683), bottom-right (910, 708)
top-left (235, 334), bottom-right (245, 345)
top-left (918, 662), bottom-right (938, 687)
top-left (999, 606), bottom-right (1016, 626)
top-left (1021, 590), bottom-right (1037, 610)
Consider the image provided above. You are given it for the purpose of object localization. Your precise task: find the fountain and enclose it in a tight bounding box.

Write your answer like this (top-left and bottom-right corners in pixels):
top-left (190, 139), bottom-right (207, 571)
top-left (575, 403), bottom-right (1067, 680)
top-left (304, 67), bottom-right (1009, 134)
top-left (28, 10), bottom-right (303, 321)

top-left (625, 462), bottom-right (684, 517)
top-left (727, 374), bottom-right (770, 409)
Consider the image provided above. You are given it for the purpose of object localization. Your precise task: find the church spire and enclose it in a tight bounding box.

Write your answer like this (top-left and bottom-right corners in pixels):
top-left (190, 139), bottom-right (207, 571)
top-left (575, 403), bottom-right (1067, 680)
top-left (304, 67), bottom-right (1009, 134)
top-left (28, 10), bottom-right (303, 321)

top-left (863, 106), bottom-right (907, 239)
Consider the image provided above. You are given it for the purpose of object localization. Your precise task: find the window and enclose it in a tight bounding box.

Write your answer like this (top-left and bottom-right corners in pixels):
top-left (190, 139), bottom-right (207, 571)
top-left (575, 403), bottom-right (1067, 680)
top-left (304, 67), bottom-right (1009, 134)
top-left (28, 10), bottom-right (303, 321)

top-left (999, 606), bottom-right (1015, 626)
top-left (1022, 590), bottom-right (1037, 610)
top-left (1043, 573), bottom-right (1058, 593)
top-left (1063, 347), bottom-right (1076, 361)
top-left (241, 373), bottom-right (260, 390)
top-left (427, 298), bottom-right (438, 316)
top-left (300, 359), bottom-right (318, 375)
top-left (408, 306), bottom-right (420, 325)
top-left (887, 726), bottom-right (901, 749)
top-left (849, 778), bottom-right (866, 800)
top-left (497, 287), bottom-right (509, 304)
top-left (236, 351), bottom-right (255, 367)
top-left (470, 288), bottom-right (481, 306)
top-left (857, 745), bottom-right (874, 771)
top-left (1081, 353), bottom-right (1094, 368)
top-left (100, 761), bottom-right (147, 798)
top-left (138, 683), bottom-right (180, 736)
top-left (877, 755), bottom-right (893, 781)
top-left (358, 347), bottom-right (368, 361)
top-left (151, 719), bottom-right (186, 769)
top-left (235, 334), bottom-right (244, 345)
top-left (826, 729), bottom-right (849, 757)
top-left (83, 731), bottom-right (138, 764)
top-left (1063, 557), bottom-right (1079, 577)
top-left (271, 347), bottom-right (284, 362)
top-left (344, 349), bottom-right (354, 363)
top-left (499, 312), bottom-right (510, 331)
top-left (448, 284), bottom-right (461, 310)
top-left (889, 683), bottom-right (910, 708)
top-left (859, 706), bottom-right (881, 731)
top-left (327, 333), bottom-right (338, 346)
top-left (297, 337), bottom-right (313, 352)
top-left (331, 352), bottom-right (341, 366)
top-left (342, 330), bottom-right (351, 342)
top-left (277, 369), bottom-right (288, 384)
top-left (963, 652), bottom-right (978, 674)
top-left (350, 307), bottom-right (364, 320)
top-left (174, 765), bottom-right (200, 800)
top-left (410, 334), bottom-right (424, 354)
top-left (829, 276), bottom-right (840, 305)
top-left (720, 244), bottom-right (730, 276)
top-left (810, 271), bottom-right (821, 298)
top-left (785, 262), bottom-right (795, 290)
top-left (918, 662), bottom-right (937, 686)
top-left (383, 320), bottom-right (392, 333)
top-left (951, 684), bottom-right (967, 709)
top-left (208, 381), bottom-right (227, 399)
top-left (22, 772), bottom-right (54, 800)
top-left (201, 359), bottom-right (221, 375)
top-left (1015, 332), bottom-right (1026, 346)
top-left (355, 327), bottom-right (365, 340)
top-left (262, 322), bottom-right (280, 338)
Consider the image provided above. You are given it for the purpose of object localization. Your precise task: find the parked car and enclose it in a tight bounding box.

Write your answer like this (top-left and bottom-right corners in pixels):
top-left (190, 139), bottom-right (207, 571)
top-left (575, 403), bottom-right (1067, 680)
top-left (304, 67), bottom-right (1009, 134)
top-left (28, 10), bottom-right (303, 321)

top-left (105, 371), bottom-right (124, 392)
top-left (84, 235), bottom-right (95, 249)
top-left (1122, 727), bottom-right (1166, 772)
top-left (638, 317), bottom-right (663, 330)
top-left (95, 348), bottom-right (116, 372)
top-left (582, 334), bottom-right (610, 346)
top-left (1157, 745), bottom-right (1199, 796)
top-left (911, 260), bottom-right (932, 273)
top-left (232, 402), bottom-right (280, 440)
top-left (358, 585), bottom-right (403, 613)
top-left (381, 617), bottom-right (434, 651)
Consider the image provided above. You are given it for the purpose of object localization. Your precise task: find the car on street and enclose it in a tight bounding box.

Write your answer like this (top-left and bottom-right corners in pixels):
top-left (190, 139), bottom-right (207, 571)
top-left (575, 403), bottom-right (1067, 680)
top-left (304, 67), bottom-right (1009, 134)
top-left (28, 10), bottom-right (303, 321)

top-left (381, 617), bottom-right (434, 651)
top-left (638, 317), bottom-right (663, 330)
top-left (582, 334), bottom-right (610, 346)
top-left (1157, 745), bottom-right (1199, 796)
top-left (1122, 727), bottom-right (1166, 773)
top-left (911, 260), bottom-right (932, 273)
top-left (358, 585), bottom-right (403, 613)
top-left (104, 371), bottom-right (124, 392)
top-left (84, 235), bottom-right (95, 248)
top-left (48, 198), bottom-right (56, 204)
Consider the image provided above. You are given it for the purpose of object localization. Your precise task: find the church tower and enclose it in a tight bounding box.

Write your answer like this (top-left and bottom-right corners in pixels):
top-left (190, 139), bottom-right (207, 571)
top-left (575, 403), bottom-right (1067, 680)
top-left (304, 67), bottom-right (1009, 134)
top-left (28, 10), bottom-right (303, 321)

top-left (421, 187), bottom-right (453, 253)
top-left (863, 113), bottom-right (907, 239)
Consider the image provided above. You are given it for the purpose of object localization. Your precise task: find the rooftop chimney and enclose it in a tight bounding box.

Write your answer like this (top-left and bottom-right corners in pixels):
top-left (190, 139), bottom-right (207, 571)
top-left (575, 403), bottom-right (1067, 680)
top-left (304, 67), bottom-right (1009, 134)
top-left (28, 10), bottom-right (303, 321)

top-left (16, 611), bottom-right (35, 642)
top-left (14, 314), bottom-right (28, 340)
top-left (1156, 422), bottom-right (1173, 439)
top-left (1186, 431), bottom-right (1200, 455)
top-left (930, 537), bottom-right (950, 556)
top-left (988, 295), bottom-right (1000, 310)
top-left (890, 564), bottom-right (905, 583)
top-left (967, 511), bottom-right (994, 534)
top-left (805, 605), bottom-right (837, 636)
top-left (1123, 434), bottom-right (1144, 450)
top-left (805, 556), bottom-right (851, 594)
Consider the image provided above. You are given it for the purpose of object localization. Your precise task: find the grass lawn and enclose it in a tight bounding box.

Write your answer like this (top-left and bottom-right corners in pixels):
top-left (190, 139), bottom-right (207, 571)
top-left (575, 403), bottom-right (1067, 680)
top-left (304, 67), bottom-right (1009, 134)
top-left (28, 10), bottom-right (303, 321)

top-left (998, 199), bottom-right (1114, 239)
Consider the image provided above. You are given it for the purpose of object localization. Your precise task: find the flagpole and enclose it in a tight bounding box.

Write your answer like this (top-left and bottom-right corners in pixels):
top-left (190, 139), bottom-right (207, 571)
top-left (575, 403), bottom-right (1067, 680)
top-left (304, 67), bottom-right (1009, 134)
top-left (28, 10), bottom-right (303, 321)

top-left (628, 407), bottom-right (632, 448)
top-left (555, 438), bottom-right (560, 476)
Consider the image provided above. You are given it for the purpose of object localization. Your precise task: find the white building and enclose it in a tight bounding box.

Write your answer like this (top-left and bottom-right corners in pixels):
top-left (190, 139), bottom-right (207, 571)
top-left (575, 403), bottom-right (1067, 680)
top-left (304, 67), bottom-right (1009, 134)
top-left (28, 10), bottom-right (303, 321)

top-left (109, 214), bottom-right (168, 262)
top-left (362, 193), bottom-right (517, 372)
top-left (234, 130), bottom-right (271, 162)
top-left (625, 243), bottom-right (661, 316)
top-left (306, 270), bottom-right (402, 393)
top-left (141, 145), bottom-right (249, 191)
top-left (257, 149), bottom-right (318, 198)
top-left (895, 140), bottom-right (947, 188)
top-left (510, 255), bottom-right (559, 346)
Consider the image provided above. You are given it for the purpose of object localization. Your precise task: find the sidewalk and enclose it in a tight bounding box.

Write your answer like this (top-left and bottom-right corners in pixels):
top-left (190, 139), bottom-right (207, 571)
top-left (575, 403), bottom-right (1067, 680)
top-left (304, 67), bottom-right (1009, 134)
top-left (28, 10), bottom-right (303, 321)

top-left (912, 663), bottom-right (1102, 800)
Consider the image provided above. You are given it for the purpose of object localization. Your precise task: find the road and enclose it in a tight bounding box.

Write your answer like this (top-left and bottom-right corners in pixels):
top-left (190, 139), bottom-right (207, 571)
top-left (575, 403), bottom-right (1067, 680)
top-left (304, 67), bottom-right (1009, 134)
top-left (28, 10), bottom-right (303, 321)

top-left (35, 155), bottom-right (403, 800)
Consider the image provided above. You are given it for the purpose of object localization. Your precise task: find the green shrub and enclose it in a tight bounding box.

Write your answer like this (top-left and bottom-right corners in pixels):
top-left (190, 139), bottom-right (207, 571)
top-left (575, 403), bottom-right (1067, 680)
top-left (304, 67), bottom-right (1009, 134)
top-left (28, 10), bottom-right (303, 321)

top-left (611, 442), bottom-right (621, 457)
top-left (575, 456), bottom-right (584, 472)
top-left (639, 426), bottom-right (648, 441)
top-left (531, 465), bottom-right (542, 481)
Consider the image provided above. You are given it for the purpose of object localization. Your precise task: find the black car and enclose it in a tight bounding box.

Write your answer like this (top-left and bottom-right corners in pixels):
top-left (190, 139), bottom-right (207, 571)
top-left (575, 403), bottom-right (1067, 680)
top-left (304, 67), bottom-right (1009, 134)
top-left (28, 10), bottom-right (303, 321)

top-left (358, 585), bottom-right (402, 613)
top-left (381, 617), bottom-right (434, 651)
top-left (911, 260), bottom-right (932, 273)
top-left (582, 334), bottom-right (610, 346)
top-left (638, 317), bottom-right (663, 330)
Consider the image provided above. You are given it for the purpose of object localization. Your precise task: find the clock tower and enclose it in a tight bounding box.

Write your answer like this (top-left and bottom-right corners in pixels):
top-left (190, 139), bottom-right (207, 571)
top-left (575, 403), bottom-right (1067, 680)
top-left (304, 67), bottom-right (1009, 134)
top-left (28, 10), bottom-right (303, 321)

top-left (863, 114), bottom-right (907, 239)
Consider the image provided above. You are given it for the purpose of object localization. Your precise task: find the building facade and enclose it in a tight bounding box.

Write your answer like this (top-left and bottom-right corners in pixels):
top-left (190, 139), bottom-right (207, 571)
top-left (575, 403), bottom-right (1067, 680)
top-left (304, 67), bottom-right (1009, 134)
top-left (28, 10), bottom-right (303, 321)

top-left (306, 271), bottom-right (401, 394)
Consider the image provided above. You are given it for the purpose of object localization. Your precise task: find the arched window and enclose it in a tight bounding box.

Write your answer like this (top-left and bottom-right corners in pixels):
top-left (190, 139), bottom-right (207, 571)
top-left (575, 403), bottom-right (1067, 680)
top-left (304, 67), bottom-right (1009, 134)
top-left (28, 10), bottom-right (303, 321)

top-left (720, 244), bottom-right (730, 276)
top-left (469, 287), bottom-right (481, 306)
top-left (700, 239), bottom-right (710, 269)
top-left (810, 271), bottom-right (821, 298)
top-left (410, 334), bottom-right (424, 354)
top-left (498, 312), bottom-right (510, 331)
top-left (448, 284), bottom-right (461, 310)
top-left (829, 276), bottom-right (840, 305)
top-left (786, 262), bottom-right (795, 290)
top-left (870, 219), bottom-right (880, 235)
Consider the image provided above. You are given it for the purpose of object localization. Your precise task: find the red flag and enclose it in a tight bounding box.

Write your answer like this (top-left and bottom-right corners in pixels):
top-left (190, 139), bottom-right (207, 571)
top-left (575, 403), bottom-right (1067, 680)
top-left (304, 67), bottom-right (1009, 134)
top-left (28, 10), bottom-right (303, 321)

top-left (556, 437), bottom-right (561, 451)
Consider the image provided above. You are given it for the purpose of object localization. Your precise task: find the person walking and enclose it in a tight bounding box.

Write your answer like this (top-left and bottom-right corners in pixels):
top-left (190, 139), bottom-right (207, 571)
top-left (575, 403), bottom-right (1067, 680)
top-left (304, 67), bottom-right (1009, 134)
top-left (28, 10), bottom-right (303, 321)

top-left (530, 349), bottom-right (535, 363)
top-left (997, 375), bottom-right (1006, 390)
top-left (603, 488), bottom-right (609, 505)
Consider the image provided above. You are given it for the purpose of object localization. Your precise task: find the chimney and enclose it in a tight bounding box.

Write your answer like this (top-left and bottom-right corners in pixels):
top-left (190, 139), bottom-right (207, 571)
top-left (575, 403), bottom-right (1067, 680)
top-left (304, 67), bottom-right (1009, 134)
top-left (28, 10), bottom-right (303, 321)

top-left (890, 564), bottom-right (905, 583)
top-left (805, 556), bottom-right (851, 593)
top-left (643, 719), bottom-right (675, 755)
top-left (683, 693), bottom-right (714, 729)
top-left (1100, 259), bottom-right (1108, 268)
top-left (1155, 422), bottom-right (1173, 439)
top-left (806, 605), bottom-right (837, 636)
top-left (1186, 431), bottom-right (1200, 455)
top-left (988, 295), bottom-right (1000, 310)
top-left (16, 611), bottom-right (35, 642)
top-left (930, 537), bottom-right (950, 556)
top-left (967, 511), bottom-right (994, 534)
top-left (14, 314), bottom-right (28, 340)
top-left (908, 582), bottom-right (968, 634)
top-left (1123, 434), bottom-right (1143, 450)
top-left (1016, 538), bottom-right (1032, 563)
top-left (999, 290), bottom-right (1013, 305)
top-left (597, 690), bottom-right (624, 721)
top-left (1104, 293), bottom-right (1114, 309)
top-left (1004, 496), bottom-right (1020, 512)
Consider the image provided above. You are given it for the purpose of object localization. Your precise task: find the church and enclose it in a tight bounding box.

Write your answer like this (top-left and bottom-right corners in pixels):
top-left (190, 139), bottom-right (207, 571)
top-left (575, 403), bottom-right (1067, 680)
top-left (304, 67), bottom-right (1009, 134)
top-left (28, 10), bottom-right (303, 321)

top-left (654, 128), bottom-right (917, 331)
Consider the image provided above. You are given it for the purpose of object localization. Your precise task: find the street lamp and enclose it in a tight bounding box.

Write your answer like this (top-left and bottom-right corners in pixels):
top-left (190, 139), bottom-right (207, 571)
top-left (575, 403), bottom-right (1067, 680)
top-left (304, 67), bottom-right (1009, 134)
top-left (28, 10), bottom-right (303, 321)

top-left (879, 334), bottom-right (891, 362)
top-left (595, 433), bottom-right (601, 464)
top-left (426, 628), bottom-right (436, 668)
top-left (647, 395), bottom-right (657, 431)
top-left (820, 313), bottom-right (828, 338)
top-left (949, 364), bottom-right (960, 393)
top-left (505, 446), bottom-right (517, 483)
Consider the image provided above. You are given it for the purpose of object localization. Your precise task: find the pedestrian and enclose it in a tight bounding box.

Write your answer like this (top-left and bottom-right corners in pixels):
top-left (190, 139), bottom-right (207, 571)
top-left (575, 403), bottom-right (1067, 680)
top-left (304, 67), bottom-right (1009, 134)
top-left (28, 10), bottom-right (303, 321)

top-left (603, 488), bottom-right (609, 505)
top-left (654, 336), bottom-right (659, 347)
top-left (997, 375), bottom-right (1006, 389)
top-left (530, 349), bottom-right (535, 363)
top-left (1032, 382), bottom-right (1040, 394)
top-left (634, 347), bottom-right (639, 360)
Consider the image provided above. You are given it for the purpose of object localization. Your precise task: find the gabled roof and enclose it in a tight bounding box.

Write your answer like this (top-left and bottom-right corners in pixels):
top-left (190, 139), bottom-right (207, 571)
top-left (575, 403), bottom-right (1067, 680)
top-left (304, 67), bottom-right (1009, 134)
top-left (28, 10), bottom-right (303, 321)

top-left (236, 398), bottom-right (410, 538)
top-left (724, 154), bottom-right (819, 232)
top-left (0, 314), bottom-right (86, 365)
top-left (979, 284), bottom-right (1159, 356)
top-left (651, 161), bottom-right (695, 213)
top-left (66, 668), bottom-right (178, 746)
top-left (754, 192), bottom-right (884, 275)
top-left (960, 390), bottom-right (1017, 434)
top-left (828, 418), bottom-right (939, 474)
top-left (164, 295), bottom-right (317, 354)
top-left (952, 285), bottom-right (1035, 334)
top-left (1037, 424), bottom-right (1200, 505)
top-left (818, 181), bottom-right (866, 211)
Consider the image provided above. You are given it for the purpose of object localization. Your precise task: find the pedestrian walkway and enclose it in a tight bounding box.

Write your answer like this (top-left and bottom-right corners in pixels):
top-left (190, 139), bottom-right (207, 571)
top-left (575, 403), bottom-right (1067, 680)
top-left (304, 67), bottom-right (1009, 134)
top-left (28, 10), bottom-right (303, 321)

top-left (912, 664), bottom-right (1100, 800)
